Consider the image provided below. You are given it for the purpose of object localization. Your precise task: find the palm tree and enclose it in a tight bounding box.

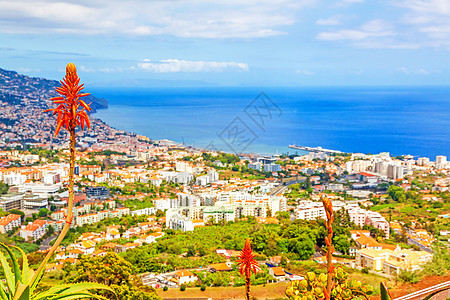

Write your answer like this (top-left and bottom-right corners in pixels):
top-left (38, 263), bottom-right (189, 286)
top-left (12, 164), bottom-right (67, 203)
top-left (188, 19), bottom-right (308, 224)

top-left (237, 238), bottom-right (261, 300)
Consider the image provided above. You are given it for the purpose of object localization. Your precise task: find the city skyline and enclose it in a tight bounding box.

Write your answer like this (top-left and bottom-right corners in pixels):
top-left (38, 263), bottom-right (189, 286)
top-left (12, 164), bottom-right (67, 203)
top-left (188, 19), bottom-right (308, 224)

top-left (1, 0), bottom-right (450, 86)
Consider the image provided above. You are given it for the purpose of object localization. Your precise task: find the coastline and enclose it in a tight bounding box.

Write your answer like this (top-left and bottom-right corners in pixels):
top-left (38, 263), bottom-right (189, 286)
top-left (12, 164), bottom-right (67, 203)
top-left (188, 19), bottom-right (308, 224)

top-left (90, 86), bottom-right (450, 158)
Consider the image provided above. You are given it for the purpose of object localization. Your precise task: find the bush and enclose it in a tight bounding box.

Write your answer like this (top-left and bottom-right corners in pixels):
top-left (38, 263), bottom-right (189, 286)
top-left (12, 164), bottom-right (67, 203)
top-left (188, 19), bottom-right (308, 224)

top-left (200, 285), bottom-right (206, 291)
top-left (163, 286), bottom-right (168, 291)
top-left (398, 270), bottom-right (421, 284)
top-left (180, 285), bottom-right (186, 291)
top-left (362, 267), bottom-right (370, 274)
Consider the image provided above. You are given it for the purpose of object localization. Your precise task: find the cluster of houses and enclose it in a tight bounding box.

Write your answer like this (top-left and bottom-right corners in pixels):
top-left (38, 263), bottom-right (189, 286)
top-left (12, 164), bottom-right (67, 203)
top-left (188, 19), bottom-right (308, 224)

top-left (338, 230), bottom-right (433, 276)
top-left (141, 252), bottom-right (301, 289)
top-left (46, 219), bottom-right (165, 272)
top-left (50, 200), bottom-right (131, 228)
top-left (295, 200), bottom-right (390, 238)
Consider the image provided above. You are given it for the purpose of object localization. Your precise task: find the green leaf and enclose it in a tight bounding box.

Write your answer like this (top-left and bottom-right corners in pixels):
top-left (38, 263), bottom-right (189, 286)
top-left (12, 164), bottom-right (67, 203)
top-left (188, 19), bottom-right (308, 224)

top-left (40, 292), bottom-right (108, 300)
top-left (0, 247), bottom-right (16, 294)
top-left (380, 282), bottom-right (391, 300)
top-left (11, 247), bottom-right (29, 285)
top-left (0, 243), bottom-right (21, 286)
top-left (0, 281), bottom-right (9, 300)
top-left (33, 282), bottom-right (115, 300)
top-left (28, 266), bottom-right (44, 296)
top-left (12, 282), bottom-right (29, 300)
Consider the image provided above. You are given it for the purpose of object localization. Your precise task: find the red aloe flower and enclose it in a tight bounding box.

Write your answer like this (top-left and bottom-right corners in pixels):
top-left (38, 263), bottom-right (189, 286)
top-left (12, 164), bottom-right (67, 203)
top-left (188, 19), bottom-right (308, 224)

top-left (45, 63), bottom-right (91, 135)
top-left (33, 63), bottom-right (91, 285)
top-left (237, 238), bottom-right (261, 277)
top-left (237, 238), bottom-right (261, 300)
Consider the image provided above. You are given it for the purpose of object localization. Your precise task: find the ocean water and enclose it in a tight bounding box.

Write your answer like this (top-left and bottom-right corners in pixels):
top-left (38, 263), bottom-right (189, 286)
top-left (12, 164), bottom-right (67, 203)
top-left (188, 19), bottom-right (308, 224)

top-left (90, 86), bottom-right (450, 158)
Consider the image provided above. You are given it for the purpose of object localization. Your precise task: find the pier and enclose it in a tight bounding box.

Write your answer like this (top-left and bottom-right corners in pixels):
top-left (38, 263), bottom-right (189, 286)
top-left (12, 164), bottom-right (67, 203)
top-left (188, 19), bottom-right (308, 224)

top-left (289, 144), bottom-right (344, 154)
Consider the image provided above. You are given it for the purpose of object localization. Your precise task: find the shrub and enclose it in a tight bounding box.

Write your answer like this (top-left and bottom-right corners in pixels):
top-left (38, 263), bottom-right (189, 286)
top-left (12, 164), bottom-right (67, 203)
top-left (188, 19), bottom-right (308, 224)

top-left (286, 267), bottom-right (374, 300)
top-left (200, 285), bottom-right (206, 291)
top-left (362, 267), bottom-right (370, 274)
top-left (163, 286), bottom-right (168, 291)
top-left (398, 270), bottom-right (421, 284)
top-left (180, 285), bottom-right (186, 291)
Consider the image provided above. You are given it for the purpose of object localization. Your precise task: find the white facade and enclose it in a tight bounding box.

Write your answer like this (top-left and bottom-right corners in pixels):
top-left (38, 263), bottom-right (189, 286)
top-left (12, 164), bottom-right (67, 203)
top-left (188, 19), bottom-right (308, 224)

top-left (0, 214), bottom-right (21, 234)
top-left (168, 214), bottom-right (194, 231)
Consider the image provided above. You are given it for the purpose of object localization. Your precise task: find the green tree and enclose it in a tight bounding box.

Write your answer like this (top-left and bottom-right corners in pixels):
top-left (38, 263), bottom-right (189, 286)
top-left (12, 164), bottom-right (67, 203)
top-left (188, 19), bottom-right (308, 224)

top-left (289, 235), bottom-right (315, 260)
top-left (0, 182), bottom-right (9, 194)
top-left (66, 253), bottom-right (159, 299)
top-left (38, 208), bottom-right (49, 218)
top-left (387, 185), bottom-right (405, 202)
top-left (333, 235), bottom-right (350, 255)
top-left (187, 245), bottom-right (196, 257)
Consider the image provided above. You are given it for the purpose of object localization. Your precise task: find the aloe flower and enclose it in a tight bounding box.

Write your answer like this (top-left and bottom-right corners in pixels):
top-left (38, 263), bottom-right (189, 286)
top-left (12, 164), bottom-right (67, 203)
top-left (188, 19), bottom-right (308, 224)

top-left (0, 63), bottom-right (117, 300)
top-left (237, 238), bottom-right (261, 300)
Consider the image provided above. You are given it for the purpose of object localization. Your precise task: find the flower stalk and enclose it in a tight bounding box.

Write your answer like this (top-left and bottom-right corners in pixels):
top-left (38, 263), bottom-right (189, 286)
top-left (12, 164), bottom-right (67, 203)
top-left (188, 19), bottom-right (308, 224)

top-left (32, 63), bottom-right (91, 284)
top-left (322, 197), bottom-right (335, 300)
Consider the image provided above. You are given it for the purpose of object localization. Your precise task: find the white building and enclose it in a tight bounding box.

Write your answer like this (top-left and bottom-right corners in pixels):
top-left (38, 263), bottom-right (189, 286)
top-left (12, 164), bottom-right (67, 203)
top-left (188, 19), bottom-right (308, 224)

top-left (436, 155), bottom-right (448, 169)
top-left (264, 163), bottom-right (281, 172)
top-left (14, 183), bottom-right (61, 198)
top-left (248, 162), bottom-right (262, 171)
top-left (168, 214), bottom-right (194, 232)
top-left (3, 173), bottom-right (27, 186)
top-left (131, 207), bottom-right (157, 216)
top-left (20, 220), bottom-right (48, 241)
top-left (23, 194), bottom-right (48, 210)
top-left (0, 214), bottom-right (21, 234)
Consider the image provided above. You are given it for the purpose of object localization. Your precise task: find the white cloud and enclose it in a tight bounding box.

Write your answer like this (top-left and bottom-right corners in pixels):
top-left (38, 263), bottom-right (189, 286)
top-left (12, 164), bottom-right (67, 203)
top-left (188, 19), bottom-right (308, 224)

top-left (79, 65), bottom-right (96, 73)
top-left (18, 67), bottom-right (40, 73)
top-left (316, 15), bottom-right (342, 26)
top-left (395, 0), bottom-right (450, 48)
top-left (317, 20), bottom-right (393, 41)
top-left (136, 59), bottom-right (249, 73)
top-left (333, 0), bottom-right (363, 7)
top-left (397, 66), bottom-right (432, 74)
top-left (0, 0), bottom-right (315, 38)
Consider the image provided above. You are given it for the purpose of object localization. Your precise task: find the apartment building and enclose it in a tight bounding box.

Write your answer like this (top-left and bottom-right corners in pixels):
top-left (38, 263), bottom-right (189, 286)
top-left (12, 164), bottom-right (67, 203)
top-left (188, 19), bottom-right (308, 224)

top-left (356, 248), bottom-right (432, 275)
top-left (0, 214), bottom-right (21, 234)
top-left (0, 193), bottom-right (23, 211)
top-left (20, 219), bottom-right (48, 241)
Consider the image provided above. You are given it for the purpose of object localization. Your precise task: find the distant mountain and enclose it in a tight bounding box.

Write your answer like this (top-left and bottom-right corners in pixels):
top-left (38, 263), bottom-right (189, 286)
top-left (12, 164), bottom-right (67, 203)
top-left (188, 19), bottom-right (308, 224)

top-left (0, 67), bottom-right (107, 112)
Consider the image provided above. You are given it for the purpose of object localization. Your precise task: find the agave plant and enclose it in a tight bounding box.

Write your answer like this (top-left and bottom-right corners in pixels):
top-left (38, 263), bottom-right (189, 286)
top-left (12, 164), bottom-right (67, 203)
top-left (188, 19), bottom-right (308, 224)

top-left (0, 243), bottom-right (114, 299)
top-left (237, 238), bottom-right (261, 300)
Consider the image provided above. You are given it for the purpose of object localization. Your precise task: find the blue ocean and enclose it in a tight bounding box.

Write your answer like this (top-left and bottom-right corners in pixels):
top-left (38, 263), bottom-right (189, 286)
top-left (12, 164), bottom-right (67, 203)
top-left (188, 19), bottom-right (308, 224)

top-left (90, 86), bottom-right (450, 158)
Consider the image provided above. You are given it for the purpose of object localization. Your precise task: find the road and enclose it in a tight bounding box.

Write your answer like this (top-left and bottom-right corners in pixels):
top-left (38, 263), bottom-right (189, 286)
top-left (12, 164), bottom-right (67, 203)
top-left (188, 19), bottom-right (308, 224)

top-left (270, 184), bottom-right (289, 196)
top-left (39, 235), bottom-right (57, 251)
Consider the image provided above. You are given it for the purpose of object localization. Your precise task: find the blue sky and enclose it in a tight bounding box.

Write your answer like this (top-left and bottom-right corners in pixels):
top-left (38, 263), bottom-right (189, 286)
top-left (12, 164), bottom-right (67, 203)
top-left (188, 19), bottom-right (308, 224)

top-left (1, 0), bottom-right (450, 86)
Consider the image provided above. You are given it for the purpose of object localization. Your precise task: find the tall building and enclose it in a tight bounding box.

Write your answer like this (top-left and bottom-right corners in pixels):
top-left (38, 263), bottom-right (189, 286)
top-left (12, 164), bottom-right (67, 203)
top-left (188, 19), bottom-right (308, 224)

top-left (263, 163), bottom-right (281, 172)
top-left (417, 157), bottom-right (430, 166)
top-left (436, 155), bottom-right (447, 170)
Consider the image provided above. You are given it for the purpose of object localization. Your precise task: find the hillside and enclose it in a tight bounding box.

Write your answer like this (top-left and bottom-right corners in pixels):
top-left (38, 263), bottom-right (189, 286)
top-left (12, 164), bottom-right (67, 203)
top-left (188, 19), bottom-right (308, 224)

top-left (0, 67), bottom-right (126, 148)
top-left (0, 67), bottom-right (107, 112)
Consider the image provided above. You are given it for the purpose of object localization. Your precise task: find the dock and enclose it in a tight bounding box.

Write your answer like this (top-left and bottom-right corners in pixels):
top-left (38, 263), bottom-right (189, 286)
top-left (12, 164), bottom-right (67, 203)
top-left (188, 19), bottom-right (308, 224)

top-left (288, 144), bottom-right (343, 154)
